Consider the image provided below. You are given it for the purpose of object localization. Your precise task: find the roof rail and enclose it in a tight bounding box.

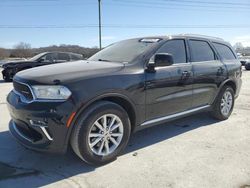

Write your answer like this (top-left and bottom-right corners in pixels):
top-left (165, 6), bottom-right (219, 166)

top-left (179, 34), bottom-right (224, 41)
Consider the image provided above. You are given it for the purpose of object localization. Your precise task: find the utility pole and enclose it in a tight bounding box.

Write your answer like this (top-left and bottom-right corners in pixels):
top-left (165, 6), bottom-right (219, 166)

top-left (98, 0), bottom-right (102, 50)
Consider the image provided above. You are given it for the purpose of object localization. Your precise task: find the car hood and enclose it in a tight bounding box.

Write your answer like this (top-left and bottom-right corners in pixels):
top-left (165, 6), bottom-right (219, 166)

top-left (15, 60), bottom-right (125, 84)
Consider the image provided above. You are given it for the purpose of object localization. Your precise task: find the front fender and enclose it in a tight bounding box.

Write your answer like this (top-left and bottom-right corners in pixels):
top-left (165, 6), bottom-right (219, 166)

top-left (62, 91), bottom-right (138, 153)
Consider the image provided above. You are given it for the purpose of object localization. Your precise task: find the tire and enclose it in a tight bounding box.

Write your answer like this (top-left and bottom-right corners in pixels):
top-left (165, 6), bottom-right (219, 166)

top-left (211, 86), bottom-right (235, 120)
top-left (70, 101), bottom-right (131, 165)
top-left (3, 73), bottom-right (11, 82)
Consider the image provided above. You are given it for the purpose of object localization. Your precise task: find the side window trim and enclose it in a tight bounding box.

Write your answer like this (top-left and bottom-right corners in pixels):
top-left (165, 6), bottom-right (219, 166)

top-left (212, 42), bottom-right (237, 60)
top-left (150, 39), bottom-right (188, 64)
top-left (58, 53), bottom-right (70, 61)
top-left (187, 38), bottom-right (218, 63)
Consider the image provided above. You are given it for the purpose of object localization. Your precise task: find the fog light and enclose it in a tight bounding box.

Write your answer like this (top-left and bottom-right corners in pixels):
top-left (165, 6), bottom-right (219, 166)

top-left (29, 120), bottom-right (53, 141)
top-left (29, 120), bottom-right (47, 127)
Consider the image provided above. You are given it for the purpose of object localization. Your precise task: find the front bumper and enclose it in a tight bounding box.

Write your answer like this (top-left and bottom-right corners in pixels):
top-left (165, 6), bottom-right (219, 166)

top-left (7, 90), bottom-right (76, 153)
top-left (2, 68), bottom-right (14, 80)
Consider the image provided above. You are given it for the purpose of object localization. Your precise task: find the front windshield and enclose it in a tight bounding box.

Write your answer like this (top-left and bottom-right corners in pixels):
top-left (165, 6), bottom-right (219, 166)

top-left (88, 38), bottom-right (160, 63)
top-left (29, 52), bottom-right (47, 61)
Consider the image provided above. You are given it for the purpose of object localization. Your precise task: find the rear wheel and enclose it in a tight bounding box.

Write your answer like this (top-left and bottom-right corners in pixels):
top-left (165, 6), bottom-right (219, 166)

top-left (70, 101), bottom-right (131, 165)
top-left (211, 86), bottom-right (234, 120)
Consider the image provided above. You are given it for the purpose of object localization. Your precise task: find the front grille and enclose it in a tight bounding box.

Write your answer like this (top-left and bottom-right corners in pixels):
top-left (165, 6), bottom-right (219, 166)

top-left (13, 81), bottom-right (33, 101)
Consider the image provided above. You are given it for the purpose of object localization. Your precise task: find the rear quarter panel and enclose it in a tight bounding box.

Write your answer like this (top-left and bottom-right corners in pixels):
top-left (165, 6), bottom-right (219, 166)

top-left (223, 59), bottom-right (242, 97)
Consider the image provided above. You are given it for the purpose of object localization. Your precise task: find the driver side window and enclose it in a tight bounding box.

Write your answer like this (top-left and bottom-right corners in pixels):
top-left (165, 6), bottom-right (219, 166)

top-left (151, 39), bottom-right (187, 64)
top-left (40, 53), bottom-right (57, 63)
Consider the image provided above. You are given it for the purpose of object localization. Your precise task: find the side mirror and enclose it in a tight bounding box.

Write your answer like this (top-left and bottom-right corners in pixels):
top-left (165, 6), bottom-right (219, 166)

top-left (38, 58), bottom-right (45, 63)
top-left (154, 53), bottom-right (174, 67)
top-left (146, 53), bottom-right (174, 72)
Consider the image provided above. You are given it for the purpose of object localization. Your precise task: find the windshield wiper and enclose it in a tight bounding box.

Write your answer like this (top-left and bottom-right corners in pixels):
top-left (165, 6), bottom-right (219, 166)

top-left (98, 59), bottom-right (111, 62)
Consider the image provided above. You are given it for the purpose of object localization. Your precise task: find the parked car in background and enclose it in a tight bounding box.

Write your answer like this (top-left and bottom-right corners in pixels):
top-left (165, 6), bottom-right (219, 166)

top-left (241, 56), bottom-right (250, 70)
top-left (7, 34), bottom-right (241, 165)
top-left (1, 52), bottom-right (83, 81)
top-left (0, 60), bottom-right (5, 67)
top-left (239, 59), bottom-right (247, 66)
top-left (239, 56), bottom-right (250, 66)
top-left (0, 58), bottom-right (27, 66)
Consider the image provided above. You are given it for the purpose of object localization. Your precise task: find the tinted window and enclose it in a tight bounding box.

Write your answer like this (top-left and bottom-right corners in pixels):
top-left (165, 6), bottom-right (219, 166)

top-left (154, 40), bottom-right (187, 64)
top-left (39, 53), bottom-right (57, 62)
top-left (213, 43), bottom-right (236, 60)
top-left (71, 54), bottom-right (82, 61)
top-left (58, 53), bottom-right (70, 61)
top-left (189, 40), bottom-right (215, 62)
top-left (89, 39), bottom-right (159, 63)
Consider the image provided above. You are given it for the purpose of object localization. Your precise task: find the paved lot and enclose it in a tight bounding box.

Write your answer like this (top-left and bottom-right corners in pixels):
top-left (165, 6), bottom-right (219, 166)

top-left (0, 70), bottom-right (250, 188)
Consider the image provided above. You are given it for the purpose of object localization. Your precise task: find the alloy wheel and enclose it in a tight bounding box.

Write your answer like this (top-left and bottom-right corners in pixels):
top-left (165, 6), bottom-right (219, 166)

top-left (220, 90), bottom-right (233, 116)
top-left (88, 114), bottom-right (124, 156)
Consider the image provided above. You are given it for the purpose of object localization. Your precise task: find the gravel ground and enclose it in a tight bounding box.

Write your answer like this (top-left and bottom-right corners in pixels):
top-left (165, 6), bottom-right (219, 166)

top-left (0, 70), bottom-right (249, 188)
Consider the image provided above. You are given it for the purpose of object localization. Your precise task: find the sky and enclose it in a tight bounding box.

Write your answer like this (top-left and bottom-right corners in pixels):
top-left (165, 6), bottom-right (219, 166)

top-left (0, 0), bottom-right (250, 49)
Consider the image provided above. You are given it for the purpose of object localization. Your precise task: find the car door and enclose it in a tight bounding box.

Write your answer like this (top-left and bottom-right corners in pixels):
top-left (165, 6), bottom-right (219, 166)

top-left (56, 53), bottom-right (70, 63)
top-left (37, 53), bottom-right (57, 66)
top-left (188, 39), bottom-right (227, 108)
top-left (145, 39), bottom-right (193, 121)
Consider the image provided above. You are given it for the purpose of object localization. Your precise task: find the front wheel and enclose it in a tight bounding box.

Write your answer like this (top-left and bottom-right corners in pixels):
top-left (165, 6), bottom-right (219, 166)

top-left (70, 101), bottom-right (131, 165)
top-left (3, 73), bottom-right (11, 82)
top-left (211, 86), bottom-right (235, 120)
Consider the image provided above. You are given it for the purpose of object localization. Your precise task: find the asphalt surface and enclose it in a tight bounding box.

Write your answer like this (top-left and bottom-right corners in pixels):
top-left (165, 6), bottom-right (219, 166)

top-left (0, 70), bottom-right (250, 188)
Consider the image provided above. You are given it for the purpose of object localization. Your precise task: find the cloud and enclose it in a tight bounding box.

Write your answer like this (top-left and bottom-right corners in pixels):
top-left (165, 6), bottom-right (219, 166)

top-left (231, 35), bottom-right (250, 47)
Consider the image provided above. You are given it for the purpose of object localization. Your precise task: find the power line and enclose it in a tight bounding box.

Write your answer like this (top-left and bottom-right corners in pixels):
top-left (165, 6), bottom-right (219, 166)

top-left (0, 24), bottom-right (249, 29)
top-left (105, 2), bottom-right (250, 12)
top-left (0, 2), bottom-right (95, 7)
top-left (111, 0), bottom-right (250, 10)
top-left (1, 0), bottom-right (250, 9)
top-left (113, 0), bottom-right (250, 7)
top-left (161, 0), bottom-right (250, 7)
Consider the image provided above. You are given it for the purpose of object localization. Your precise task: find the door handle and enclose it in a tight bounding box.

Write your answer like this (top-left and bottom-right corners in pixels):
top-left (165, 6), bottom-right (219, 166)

top-left (182, 71), bottom-right (191, 78)
top-left (217, 67), bottom-right (224, 76)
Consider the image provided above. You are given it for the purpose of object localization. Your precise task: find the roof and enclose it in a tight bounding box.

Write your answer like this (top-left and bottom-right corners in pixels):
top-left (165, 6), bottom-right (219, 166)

top-left (138, 34), bottom-right (226, 43)
top-left (171, 34), bottom-right (225, 42)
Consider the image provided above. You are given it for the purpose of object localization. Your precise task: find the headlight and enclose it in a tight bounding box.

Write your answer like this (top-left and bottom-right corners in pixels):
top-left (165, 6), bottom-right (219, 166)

top-left (31, 85), bottom-right (72, 100)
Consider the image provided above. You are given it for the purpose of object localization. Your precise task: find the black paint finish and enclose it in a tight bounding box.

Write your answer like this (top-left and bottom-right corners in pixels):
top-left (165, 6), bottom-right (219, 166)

top-left (7, 35), bottom-right (242, 153)
top-left (1, 52), bottom-right (83, 81)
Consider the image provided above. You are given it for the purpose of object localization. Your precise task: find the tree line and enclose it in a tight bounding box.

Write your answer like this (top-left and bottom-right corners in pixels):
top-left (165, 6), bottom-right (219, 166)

top-left (1, 42), bottom-right (250, 60)
top-left (0, 42), bottom-right (100, 59)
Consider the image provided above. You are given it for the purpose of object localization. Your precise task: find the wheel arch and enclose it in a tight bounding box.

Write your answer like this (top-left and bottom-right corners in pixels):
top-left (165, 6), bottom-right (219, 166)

top-left (65, 93), bottom-right (138, 149)
top-left (213, 79), bottom-right (237, 104)
top-left (223, 80), bottom-right (236, 94)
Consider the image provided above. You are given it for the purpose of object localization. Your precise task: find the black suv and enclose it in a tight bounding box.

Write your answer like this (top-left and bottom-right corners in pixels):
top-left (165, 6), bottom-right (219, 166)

top-left (7, 35), bottom-right (242, 165)
top-left (2, 52), bottom-right (83, 82)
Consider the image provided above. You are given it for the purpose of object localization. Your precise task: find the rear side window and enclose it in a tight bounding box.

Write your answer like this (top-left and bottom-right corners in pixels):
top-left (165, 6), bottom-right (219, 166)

top-left (154, 39), bottom-right (187, 64)
top-left (41, 53), bottom-right (57, 62)
top-left (70, 54), bottom-right (82, 61)
top-left (213, 43), bottom-right (236, 60)
top-left (58, 53), bottom-right (70, 61)
top-left (189, 40), bottom-right (215, 62)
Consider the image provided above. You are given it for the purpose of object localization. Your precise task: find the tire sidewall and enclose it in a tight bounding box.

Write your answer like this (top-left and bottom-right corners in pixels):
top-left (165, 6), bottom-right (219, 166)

top-left (75, 102), bottom-right (131, 165)
top-left (218, 87), bottom-right (235, 119)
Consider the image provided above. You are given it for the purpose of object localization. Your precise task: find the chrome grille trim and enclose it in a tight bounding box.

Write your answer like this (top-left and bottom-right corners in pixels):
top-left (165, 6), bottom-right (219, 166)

top-left (13, 80), bottom-right (35, 102)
